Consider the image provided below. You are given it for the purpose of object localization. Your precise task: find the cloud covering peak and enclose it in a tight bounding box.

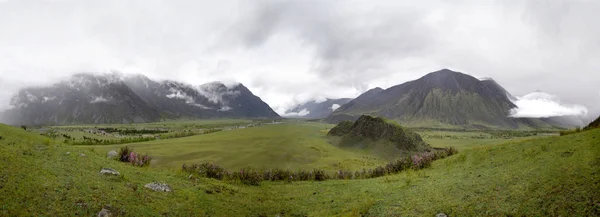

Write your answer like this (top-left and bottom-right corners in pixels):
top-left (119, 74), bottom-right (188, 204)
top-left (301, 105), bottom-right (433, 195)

top-left (0, 0), bottom-right (599, 117)
top-left (509, 92), bottom-right (588, 118)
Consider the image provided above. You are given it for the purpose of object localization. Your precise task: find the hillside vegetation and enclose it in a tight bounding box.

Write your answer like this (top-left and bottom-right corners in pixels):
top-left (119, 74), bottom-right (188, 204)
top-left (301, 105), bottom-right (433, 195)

top-left (328, 115), bottom-right (431, 159)
top-left (1, 123), bottom-right (598, 216)
top-left (585, 115), bottom-right (600, 130)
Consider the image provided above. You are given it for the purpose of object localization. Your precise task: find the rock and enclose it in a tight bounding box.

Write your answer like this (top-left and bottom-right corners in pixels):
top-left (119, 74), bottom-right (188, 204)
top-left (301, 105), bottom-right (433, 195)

top-left (80, 153), bottom-right (86, 157)
top-left (436, 213), bottom-right (448, 217)
top-left (97, 208), bottom-right (111, 217)
top-left (107, 150), bottom-right (118, 159)
top-left (99, 168), bottom-right (120, 176)
top-left (144, 182), bottom-right (171, 192)
top-left (65, 152), bottom-right (70, 155)
top-left (188, 174), bottom-right (193, 179)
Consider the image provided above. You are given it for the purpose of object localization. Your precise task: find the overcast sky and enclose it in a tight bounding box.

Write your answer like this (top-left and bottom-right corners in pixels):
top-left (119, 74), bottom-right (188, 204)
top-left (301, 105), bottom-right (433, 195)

top-left (0, 0), bottom-right (599, 119)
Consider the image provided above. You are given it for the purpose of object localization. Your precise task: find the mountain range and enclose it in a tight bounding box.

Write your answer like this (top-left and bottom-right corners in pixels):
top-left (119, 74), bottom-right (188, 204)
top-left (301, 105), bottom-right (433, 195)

top-left (326, 69), bottom-right (580, 129)
top-left (0, 69), bottom-right (587, 129)
top-left (1, 73), bottom-right (279, 125)
top-left (285, 98), bottom-right (352, 119)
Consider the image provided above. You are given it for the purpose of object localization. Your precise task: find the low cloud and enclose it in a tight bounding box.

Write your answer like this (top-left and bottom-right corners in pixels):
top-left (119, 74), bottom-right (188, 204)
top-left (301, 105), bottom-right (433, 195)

top-left (281, 108), bottom-right (310, 117)
top-left (509, 92), bottom-right (588, 118)
top-left (331, 104), bottom-right (340, 111)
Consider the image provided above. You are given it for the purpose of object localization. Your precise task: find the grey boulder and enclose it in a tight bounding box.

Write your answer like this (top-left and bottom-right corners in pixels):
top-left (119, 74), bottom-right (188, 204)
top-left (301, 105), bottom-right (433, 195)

top-left (99, 168), bottom-right (120, 176)
top-left (144, 182), bottom-right (172, 192)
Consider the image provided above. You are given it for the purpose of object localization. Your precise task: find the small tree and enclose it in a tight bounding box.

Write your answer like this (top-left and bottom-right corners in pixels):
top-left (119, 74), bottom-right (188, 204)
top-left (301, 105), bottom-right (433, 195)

top-left (20, 125), bottom-right (27, 131)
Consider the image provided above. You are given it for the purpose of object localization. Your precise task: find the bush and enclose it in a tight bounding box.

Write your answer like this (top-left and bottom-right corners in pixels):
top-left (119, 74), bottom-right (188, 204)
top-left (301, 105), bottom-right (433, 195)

top-left (117, 146), bottom-right (151, 167)
top-left (182, 163), bottom-right (226, 180)
top-left (370, 166), bottom-right (387, 178)
top-left (313, 168), bottom-right (327, 181)
top-left (446, 146), bottom-right (458, 156)
top-left (20, 125), bottom-right (27, 131)
top-left (236, 167), bottom-right (262, 186)
top-left (118, 146), bottom-right (133, 162)
top-left (181, 146), bottom-right (459, 184)
top-left (411, 152), bottom-right (434, 169)
top-left (335, 170), bottom-right (353, 180)
top-left (294, 170), bottom-right (313, 181)
top-left (129, 153), bottom-right (152, 167)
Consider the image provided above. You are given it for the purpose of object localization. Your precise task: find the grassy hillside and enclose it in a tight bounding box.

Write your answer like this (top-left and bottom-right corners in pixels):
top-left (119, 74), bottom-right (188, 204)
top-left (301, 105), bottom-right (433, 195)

top-left (80, 122), bottom-right (385, 171)
top-left (1, 123), bottom-right (598, 216)
top-left (585, 115), bottom-right (600, 130)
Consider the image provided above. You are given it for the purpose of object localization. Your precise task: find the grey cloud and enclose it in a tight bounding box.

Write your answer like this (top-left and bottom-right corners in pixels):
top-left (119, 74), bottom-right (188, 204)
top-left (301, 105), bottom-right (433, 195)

top-left (0, 0), bottom-right (599, 120)
top-left (224, 0), bottom-right (436, 88)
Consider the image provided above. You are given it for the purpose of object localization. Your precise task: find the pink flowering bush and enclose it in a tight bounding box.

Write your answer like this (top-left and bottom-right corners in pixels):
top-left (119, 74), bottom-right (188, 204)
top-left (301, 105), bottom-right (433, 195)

top-left (117, 146), bottom-right (152, 167)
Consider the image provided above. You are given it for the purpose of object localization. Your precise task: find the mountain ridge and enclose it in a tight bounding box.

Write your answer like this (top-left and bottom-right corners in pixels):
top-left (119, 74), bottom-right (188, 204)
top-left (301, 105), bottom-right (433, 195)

top-left (326, 69), bottom-right (574, 129)
top-left (1, 73), bottom-right (280, 125)
top-left (286, 98), bottom-right (353, 119)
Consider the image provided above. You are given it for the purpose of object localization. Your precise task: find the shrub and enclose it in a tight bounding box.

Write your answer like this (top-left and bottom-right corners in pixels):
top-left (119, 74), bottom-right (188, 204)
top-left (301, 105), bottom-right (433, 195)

top-left (117, 146), bottom-right (151, 167)
top-left (313, 168), bottom-right (327, 181)
top-left (335, 170), bottom-right (353, 180)
top-left (446, 146), bottom-right (458, 156)
top-left (411, 152), bottom-right (434, 169)
top-left (272, 168), bottom-right (291, 181)
top-left (0, 135), bottom-right (4, 140)
top-left (130, 153), bottom-right (152, 167)
top-left (20, 125), bottom-right (27, 131)
top-left (237, 167), bottom-right (262, 186)
top-left (294, 170), bottom-right (313, 181)
top-left (183, 163), bottom-right (227, 180)
top-left (118, 146), bottom-right (133, 162)
top-left (366, 166), bottom-right (386, 178)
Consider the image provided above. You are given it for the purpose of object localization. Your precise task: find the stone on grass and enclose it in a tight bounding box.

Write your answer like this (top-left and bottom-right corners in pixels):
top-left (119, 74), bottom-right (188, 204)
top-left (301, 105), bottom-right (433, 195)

top-left (65, 152), bottom-right (70, 155)
top-left (80, 153), bottom-right (86, 157)
top-left (97, 208), bottom-right (111, 217)
top-left (144, 182), bottom-right (172, 192)
top-left (436, 213), bottom-right (448, 217)
top-left (99, 168), bottom-right (120, 176)
top-left (107, 150), bottom-right (118, 159)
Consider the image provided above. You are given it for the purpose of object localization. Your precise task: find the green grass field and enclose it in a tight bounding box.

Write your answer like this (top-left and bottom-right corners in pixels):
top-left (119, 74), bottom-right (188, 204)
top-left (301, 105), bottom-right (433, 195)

top-left (418, 130), bottom-right (553, 151)
top-left (80, 122), bottom-right (384, 171)
top-left (1, 122), bottom-right (598, 216)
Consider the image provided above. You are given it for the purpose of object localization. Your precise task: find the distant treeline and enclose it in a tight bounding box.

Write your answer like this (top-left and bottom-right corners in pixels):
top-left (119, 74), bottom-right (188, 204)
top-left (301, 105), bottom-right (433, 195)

top-left (98, 128), bottom-right (169, 135)
top-left (66, 129), bottom-right (222, 146)
top-left (412, 127), bottom-right (559, 134)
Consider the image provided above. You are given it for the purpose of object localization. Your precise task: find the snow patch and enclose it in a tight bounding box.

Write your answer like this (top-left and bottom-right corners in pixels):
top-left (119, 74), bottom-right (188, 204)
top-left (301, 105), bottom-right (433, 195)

top-left (509, 92), bottom-right (588, 118)
top-left (90, 96), bottom-right (109, 104)
top-left (191, 103), bottom-right (211, 109)
top-left (43, 96), bottom-right (57, 103)
top-left (166, 89), bottom-right (195, 104)
top-left (218, 106), bottom-right (232, 112)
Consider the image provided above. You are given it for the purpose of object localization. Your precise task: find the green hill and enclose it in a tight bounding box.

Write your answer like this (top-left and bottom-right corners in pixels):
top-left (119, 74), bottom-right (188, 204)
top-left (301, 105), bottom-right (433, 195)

top-left (1, 123), bottom-right (598, 216)
top-left (328, 115), bottom-right (431, 159)
top-left (585, 115), bottom-right (600, 130)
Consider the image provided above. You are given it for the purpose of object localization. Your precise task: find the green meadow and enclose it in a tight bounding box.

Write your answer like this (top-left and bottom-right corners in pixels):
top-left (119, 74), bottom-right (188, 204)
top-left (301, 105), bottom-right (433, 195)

top-left (0, 121), bottom-right (598, 216)
top-left (80, 122), bottom-right (385, 171)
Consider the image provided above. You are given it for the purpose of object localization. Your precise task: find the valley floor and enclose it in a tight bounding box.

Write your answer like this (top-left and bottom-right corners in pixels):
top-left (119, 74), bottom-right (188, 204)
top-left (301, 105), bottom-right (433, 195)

top-left (0, 122), bottom-right (598, 216)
